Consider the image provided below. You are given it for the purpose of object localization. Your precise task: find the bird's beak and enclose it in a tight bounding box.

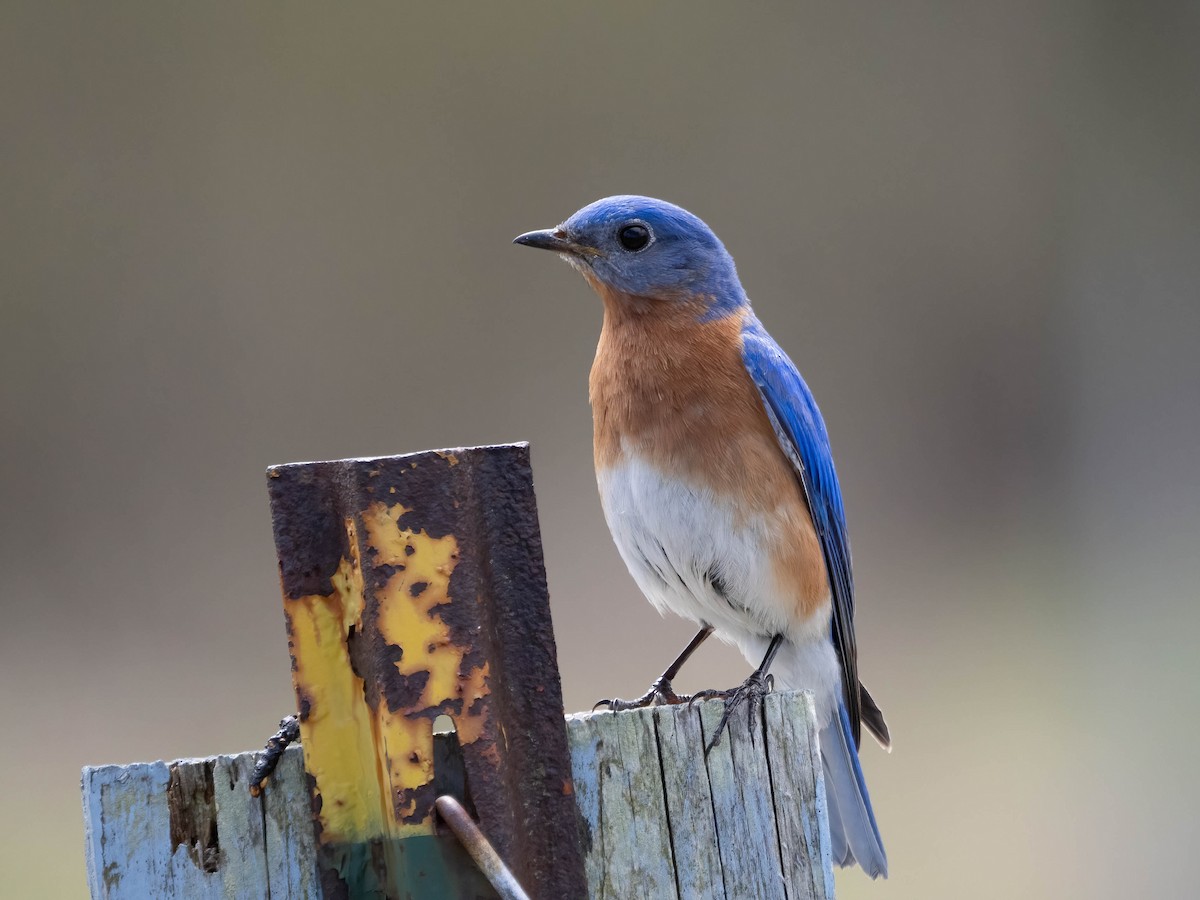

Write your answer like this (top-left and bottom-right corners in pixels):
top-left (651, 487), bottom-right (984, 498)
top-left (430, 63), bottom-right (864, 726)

top-left (513, 228), bottom-right (592, 257)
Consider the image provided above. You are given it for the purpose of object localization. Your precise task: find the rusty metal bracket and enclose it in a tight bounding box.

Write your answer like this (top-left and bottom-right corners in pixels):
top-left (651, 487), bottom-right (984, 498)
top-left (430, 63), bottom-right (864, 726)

top-left (435, 796), bottom-right (531, 900)
top-left (266, 443), bottom-right (586, 899)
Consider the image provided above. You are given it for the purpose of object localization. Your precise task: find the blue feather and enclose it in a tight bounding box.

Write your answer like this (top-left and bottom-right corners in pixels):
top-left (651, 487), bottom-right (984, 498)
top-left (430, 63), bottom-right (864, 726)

top-left (741, 311), bottom-right (887, 874)
top-left (821, 702), bottom-right (888, 877)
top-left (740, 312), bottom-right (861, 738)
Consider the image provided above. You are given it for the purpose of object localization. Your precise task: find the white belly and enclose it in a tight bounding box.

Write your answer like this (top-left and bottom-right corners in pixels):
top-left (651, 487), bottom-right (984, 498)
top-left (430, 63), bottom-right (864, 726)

top-left (597, 454), bottom-right (842, 723)
top-left (596, 455), bottom-right (829, 646)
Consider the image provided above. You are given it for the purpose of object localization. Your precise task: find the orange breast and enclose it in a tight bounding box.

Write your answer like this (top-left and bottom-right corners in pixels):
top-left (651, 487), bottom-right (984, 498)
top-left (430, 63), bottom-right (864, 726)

top-left (588, 296), bottom-right (831, 620)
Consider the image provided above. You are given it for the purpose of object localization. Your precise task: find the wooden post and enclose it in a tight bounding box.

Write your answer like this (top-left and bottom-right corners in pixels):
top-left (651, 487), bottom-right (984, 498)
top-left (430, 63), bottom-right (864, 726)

top-left (80, 444), bottom-right (835, 897)
top-left (82, 745), bottom-right (319, 898)
top-left (83, 692), bottom-right (832, 899)
top-left (567, 692), bottom-right (834, 900)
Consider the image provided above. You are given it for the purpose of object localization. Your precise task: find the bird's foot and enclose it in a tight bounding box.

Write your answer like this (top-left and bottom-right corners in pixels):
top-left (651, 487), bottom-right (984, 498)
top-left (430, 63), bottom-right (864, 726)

top-left (593, 676), bottom-right (692, 712)
top-left (690, 671), bottom-right (775, 753)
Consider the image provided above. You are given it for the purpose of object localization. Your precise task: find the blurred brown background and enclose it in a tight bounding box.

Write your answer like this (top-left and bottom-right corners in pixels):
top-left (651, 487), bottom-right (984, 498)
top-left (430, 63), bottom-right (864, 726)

top-left (3, 3), bottom-right (1198, 898)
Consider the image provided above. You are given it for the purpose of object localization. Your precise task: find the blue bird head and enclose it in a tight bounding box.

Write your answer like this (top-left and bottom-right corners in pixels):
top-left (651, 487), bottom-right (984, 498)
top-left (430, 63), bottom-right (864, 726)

top-left (515, 196), bottom-right (747, 319)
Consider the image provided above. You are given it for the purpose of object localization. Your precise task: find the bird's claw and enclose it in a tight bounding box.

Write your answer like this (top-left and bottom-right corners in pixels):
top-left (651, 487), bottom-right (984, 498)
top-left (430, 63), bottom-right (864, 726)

top-left (690, 671), bottom-right (775, 753)
top-left (593, 676), bottom-right (691, 712)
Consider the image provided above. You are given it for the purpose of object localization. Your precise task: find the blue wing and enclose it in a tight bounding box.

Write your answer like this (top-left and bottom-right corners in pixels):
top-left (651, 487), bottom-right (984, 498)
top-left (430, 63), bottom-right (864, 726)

top-left (740, 312), bottom-right (864, 745)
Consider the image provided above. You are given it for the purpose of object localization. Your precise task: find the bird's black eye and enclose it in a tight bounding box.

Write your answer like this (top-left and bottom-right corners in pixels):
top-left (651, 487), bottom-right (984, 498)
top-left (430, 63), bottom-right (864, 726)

top-left (618, 224), bottom-right (651, 251)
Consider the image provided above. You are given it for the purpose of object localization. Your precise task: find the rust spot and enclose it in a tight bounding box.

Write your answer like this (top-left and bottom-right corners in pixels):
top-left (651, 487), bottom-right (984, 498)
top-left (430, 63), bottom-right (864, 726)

top-left (297, 687), bottom-right (314, 722)
top-left (478, 741), bottom-right (502, 767)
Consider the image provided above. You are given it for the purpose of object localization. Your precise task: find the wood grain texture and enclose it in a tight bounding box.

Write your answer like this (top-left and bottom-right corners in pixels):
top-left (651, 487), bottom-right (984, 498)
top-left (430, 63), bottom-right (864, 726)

top-left (82, 692), bottom-right (831, 899)
top-left (763, 692), bottom-right (836, 900)
top-left (566, 707), bottom-right (680, 899)
top-left (653, 704), bottom-right (723, 899)
top-left (698, 699), bottom-right (786, 900)
top-left (82, 746), bottom-right (319, 900)
top-left (565, 691), bottom-right (833, 900)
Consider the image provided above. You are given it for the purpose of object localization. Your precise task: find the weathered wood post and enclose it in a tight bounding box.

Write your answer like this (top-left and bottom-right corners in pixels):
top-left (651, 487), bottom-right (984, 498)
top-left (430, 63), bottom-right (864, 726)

top-left (567, 694), bottom-right (833, 900)
top-left (83, 745), bottom-right (320, 898)
top-left (81, 444), bottom-right (835, 899)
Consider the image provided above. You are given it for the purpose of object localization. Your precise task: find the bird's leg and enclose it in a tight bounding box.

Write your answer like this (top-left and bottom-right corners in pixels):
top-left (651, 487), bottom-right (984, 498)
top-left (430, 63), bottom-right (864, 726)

top-left (691, 633), bottom-right (785, 753)
top-left (594, 626), bottom-right (713, 712)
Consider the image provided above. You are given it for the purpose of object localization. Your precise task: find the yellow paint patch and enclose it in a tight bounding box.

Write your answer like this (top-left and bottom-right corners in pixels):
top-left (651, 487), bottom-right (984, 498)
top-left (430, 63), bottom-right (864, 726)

top-left (286, 523), bottom-right (392, 844)
top-left (361, 502), bottom-right (413, 565)
top-left (364, 502), bottom-right (492, 747)
top-left (287, 502), bottom-right (493, 846)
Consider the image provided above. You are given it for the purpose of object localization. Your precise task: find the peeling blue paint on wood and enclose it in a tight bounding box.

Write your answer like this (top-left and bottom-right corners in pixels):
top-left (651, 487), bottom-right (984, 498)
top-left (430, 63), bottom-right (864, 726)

top-left (564, 692), bottom-right (834, 900)
top-left (81, 692), bottom-right (832, 899)
top-left (82, 746), bottom-right (319, 899)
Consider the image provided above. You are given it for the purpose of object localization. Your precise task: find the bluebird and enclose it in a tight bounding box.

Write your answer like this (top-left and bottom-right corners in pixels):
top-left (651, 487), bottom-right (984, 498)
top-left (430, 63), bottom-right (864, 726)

top-left (514, 196), bottom-right (889, 878)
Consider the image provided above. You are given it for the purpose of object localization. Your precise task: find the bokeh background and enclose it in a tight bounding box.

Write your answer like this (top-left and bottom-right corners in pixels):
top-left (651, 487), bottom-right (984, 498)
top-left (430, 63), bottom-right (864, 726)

top-left (4, 3), bottom-right (1199, 898)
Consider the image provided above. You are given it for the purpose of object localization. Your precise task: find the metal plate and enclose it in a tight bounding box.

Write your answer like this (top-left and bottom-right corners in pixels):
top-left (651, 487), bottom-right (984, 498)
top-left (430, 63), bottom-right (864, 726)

top-left (267, 444), bottom-right (586, 899)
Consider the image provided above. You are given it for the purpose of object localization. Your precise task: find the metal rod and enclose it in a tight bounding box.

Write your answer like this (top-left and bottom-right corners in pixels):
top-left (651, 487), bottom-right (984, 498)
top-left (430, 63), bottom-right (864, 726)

top-left (435, 795), bottom-right (532, 900)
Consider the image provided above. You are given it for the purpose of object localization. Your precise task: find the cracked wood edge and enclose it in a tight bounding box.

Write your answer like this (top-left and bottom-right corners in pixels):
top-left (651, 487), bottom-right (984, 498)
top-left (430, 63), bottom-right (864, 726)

top-left (565, 691), bottom-right (831, 900)
top-left (82, 745), bottom-right (319, 899)
top-left (82, 692), bottom-right (829, 899)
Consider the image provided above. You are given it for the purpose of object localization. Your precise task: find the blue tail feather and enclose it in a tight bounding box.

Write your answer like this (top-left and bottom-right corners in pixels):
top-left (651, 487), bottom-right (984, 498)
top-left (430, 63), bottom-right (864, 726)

top-left (819, 701), bottom-right (887, 878)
